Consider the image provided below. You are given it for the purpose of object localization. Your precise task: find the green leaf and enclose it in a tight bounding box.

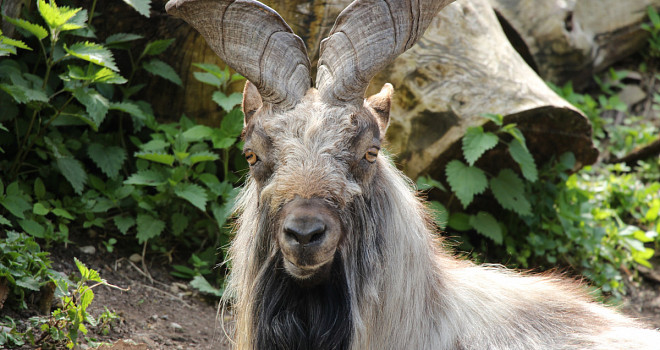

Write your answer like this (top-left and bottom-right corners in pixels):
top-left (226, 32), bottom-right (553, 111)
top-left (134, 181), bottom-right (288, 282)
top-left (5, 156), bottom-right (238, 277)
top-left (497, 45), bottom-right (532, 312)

top-left (142, 59), bottom-right (181, 86)
top-left (34, 178), bottom-right (46, 199)
top-left (171, 212), bottom-right (189, 236)
top-left (33, 202), bottom-right (50, 215)
top-left (2, 16), bottom-right (48, 40)
top-left (105, 33), bottom-right (143, 49)
top-left (142, 38), bottom-right (174, 57)
top-left (490, 169), bottom-right (532, 217)
top-left (1, 36), bottom-right (31, 51)
top-left (482, 113), bottom-right (503, 126)
top-left (509, 138), bottom-right (538, 182)
top-left (75, 257), bottom-right (102, 282)
top-left (188, 151), bottom-right (219, 165)
top-left (0, 215), bottom-right (11, 226)
top-left (445, 160), bottom-right (488, 208)
top-left (416, 175), bottom-right (446, 191)
top-left (136, 213), bottom-right (165, 243)
top-left (174, 183), bottom-right (208, 211)
top-left (124, 169), bottom-right (168, 186)
top-left (113, 215), bottom-right (135, 235)
top-left (190, 275), bottom-right (223, 297)
top-left (122, 0), bottom-right (152, 17)
top-left (16, 276), bottom-right (40, 291)
top-left (134, 151), bottom-right (175, 166)
top-left (91, 67), bottom-right (127, 84)
top-left (212, 91), bottom-right (243, 112)
top-left (193, 72), bottom-right (222, 87)
top-left (0, 195), bottom-right (31, 219)
top-left (56, 157), bottom-right (87, 194)
top-left (462, 126), bottom-right (498, 166)
top-left (469, 212), bottom-right (503, 244)
top-left (52, 208), bottom-right (74, 220)
top-left (88, 143), bottom-right (126, 178)
top-left (428, 201), bottom-right (448, 230)
top-left (182, 125), bottom-right (213, 142)
top-left (64, 42), bottom-right (118, 71)
top-left (72, 87), bottom-right (109, 128)
top-left (109, 101), bottom-right (151, 122)
top-left (448, 212), bottom-right (472, 231)
top-left (19, 219), bottom-right (45, 238)
top-left (0, 83), bottom-right (48, 104)
top-left (211, 129), bottom-right (236, 149)
top-left (221, 108), bottom-right (245, 138)
top-left (37, 0), bottom-right (81, 31)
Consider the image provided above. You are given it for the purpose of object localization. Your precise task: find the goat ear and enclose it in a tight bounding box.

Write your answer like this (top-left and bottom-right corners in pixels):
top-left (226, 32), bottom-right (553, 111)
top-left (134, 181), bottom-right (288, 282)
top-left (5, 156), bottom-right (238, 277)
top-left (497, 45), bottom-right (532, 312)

top-left (243, 81), bottom-right (263, 126)
top-left (366, 83), bottom-right (393, 133)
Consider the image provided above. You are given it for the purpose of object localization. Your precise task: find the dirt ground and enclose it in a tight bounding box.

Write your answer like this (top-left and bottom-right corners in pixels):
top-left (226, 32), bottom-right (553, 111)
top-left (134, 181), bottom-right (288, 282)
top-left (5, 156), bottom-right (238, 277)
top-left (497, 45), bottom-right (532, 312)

top-left (16, 236), bottom-right (651, 350)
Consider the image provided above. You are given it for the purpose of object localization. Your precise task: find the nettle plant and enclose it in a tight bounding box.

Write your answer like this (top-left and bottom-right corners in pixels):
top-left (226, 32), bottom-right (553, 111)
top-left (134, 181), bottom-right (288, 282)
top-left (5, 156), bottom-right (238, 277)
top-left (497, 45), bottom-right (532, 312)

top-left (0, 0), bottom-right (244, 293)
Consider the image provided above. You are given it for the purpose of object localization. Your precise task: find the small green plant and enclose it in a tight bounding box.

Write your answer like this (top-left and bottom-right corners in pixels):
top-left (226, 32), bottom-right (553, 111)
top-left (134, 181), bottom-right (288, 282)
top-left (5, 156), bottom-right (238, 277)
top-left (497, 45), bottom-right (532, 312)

top-left (642, 6), bottom-right (660, 57)
top-left (0, 231), bottom-right (61, 309)
top-left (26, 258), bottom-right (125, 349)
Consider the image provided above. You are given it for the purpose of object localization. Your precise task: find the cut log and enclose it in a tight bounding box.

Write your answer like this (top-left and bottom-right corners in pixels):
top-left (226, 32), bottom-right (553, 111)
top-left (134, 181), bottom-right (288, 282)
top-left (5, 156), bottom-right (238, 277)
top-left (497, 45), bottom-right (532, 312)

top-left (369, 0), bottom-right (597, 179)
top-left (489, 0), bottom-right (660, 85)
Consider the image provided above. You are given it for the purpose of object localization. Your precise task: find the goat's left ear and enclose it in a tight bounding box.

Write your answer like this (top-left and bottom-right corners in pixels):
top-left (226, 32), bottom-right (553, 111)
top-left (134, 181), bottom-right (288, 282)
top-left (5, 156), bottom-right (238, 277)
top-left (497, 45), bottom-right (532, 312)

top-left (242, 81), bottom-right (263, 126)
top-left (366, 83), bottom-right (393, 134)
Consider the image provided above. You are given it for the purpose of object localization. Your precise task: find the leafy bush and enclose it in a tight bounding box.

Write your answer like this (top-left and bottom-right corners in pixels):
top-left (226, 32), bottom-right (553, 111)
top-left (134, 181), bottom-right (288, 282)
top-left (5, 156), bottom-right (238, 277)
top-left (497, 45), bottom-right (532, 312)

top-left (1, 0), bottom-right (244, 297)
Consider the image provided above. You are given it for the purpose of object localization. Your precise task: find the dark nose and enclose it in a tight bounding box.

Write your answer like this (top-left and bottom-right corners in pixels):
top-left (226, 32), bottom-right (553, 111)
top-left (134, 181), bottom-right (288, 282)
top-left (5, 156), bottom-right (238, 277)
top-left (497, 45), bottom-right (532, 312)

top-left (283, 215), bottom-right (326, 246)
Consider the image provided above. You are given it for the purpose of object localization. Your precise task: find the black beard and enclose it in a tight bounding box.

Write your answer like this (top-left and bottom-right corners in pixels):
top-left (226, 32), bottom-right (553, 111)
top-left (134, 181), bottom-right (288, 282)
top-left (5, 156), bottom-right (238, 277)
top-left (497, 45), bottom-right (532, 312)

top-left (254, 252), bottom-right (352, 350)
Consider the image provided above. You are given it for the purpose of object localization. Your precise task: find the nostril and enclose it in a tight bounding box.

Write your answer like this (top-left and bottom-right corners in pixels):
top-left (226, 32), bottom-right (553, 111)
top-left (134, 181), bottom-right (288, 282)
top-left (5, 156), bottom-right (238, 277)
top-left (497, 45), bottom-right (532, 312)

top-left (283, 219), bottom-right (326, 246)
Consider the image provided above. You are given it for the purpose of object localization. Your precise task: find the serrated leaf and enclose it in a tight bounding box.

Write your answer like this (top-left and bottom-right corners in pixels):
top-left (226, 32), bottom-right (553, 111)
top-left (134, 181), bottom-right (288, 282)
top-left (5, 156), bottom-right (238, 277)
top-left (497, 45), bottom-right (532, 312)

top-left (109, 101), bottom-right (150, 122)
top-left (64, 42), bottom-right (118, 71)
top-left (182, 125), bottom-right (213, 142)
top-left (171, 212), bottom-right (188, 236)
top-left (136, 213), bottom-right (165, 243)
top-left (416, 175), bottom-right (446, 191)
top-left (211, 196), bottom-right (237, 229)
top-left (134, 151), bottom-right (175, 166)
top-left (445, 160), bottom-right (488, 208)
top-left (0, 82), bottom-right (48, 104)
top-left (190, 275), bottom-right (223, 297)
top-left (91, 67), bottom-right (127, 84)
top-left (16, 276), bottom-right (40, 291)
top-left (193, 72), bottom-right (222, 87)
top-left (462, 126), bottom-right (498, 166)
top-left (509, 138), bottom-right (538, 182)
top-left (211, 128), bottom-right (236, 149)
top-left (122, 0), bottom-right (152, 17)
top-left (142, 38), bottom-right (174, 57)
top-left (72, 87), bottom-right (109, 128)
top-left (56, 157), bottom-right (87, 194)
top-left (124, 169), bottom-right (168, 186)
top-left (212, 91), bottom-right (243, 112)
top-left (113, 215), bottom-right (135, 235)
top-left (52, 208), bottom-right (74, 220)
top-left (221, 108), bottom-right (245, 138)
top-left (0, 214), bottom-right (11, 226)
top-left (174, 183), bottom-right (207, 211)
top-left (2, 16), bottom-right (48, 40)
top-left (19, 219), bottom-right (45, 238)
top-left (189, 151), bottom-right (219, 165)
top-left (0, 195), bottom-right (31, 219)
top-left (142, 59), bottom-right (181, 86)
top-left (88, 143), bottom-right (126, 178)
top-left (37, 0), bottom-right (81, 31)
top-left (2, 36), bottom-right (31, 51)
top-left (140, 139), bottom-right (169, 151)
top-left (490, 169), bottom-right (532, 217)
top-left (469, 212), bottom-right (503, 244)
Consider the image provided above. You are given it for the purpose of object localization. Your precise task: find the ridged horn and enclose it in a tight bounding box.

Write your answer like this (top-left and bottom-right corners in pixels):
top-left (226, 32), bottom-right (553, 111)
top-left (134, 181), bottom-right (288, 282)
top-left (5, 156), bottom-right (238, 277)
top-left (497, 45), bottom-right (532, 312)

top-left (316, 0), bottom-right (455, 105)
top-left (166, 0), bottom-right (311, 110)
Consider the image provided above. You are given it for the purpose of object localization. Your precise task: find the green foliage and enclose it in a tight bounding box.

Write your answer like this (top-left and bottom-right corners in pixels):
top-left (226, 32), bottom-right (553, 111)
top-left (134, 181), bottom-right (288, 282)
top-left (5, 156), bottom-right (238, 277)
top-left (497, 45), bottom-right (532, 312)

top-left (642, 6), bottom-right (660, 57)
top-left (0, 231), bottom-right (61, 309)
top-left (0, 0), bottom-right (243, 303)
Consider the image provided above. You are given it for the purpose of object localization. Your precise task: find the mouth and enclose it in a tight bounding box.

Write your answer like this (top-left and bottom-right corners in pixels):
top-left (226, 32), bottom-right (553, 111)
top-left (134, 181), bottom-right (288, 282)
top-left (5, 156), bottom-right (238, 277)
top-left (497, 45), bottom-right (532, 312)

top-left (282, 256), bottom-right (334, 286)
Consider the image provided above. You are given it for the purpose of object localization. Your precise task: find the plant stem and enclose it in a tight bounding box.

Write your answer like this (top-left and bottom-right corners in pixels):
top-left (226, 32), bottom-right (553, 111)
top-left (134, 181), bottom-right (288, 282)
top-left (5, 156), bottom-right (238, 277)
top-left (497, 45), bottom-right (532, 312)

top-left (88, 0), bottom-right (98, 26)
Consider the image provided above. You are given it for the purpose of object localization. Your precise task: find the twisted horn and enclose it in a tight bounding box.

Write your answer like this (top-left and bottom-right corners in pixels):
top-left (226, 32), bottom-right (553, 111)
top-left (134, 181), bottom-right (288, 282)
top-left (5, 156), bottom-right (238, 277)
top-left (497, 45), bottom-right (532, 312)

top-left (166, 0), bottom-right (312, 110)
top-left (316, 0), bottom-right (455, 105)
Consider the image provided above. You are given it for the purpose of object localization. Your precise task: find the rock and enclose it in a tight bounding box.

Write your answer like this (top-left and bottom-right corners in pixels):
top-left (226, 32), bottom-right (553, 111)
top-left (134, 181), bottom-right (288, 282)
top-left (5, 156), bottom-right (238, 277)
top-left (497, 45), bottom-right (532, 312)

top-left (170, 322), bottom-right (184, 333)
top-left (79, 245), bottom-right (96, 255)
top-left (129, 253), bottom-right (142, 263)
top-left (618, 85), bottom-right (647, 107)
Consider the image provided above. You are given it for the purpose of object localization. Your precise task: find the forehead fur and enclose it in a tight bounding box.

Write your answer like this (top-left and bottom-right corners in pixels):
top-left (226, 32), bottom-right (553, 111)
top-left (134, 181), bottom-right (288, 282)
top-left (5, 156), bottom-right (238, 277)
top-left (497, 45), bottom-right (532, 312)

top-left (245, 89), bottom-right (380, 208)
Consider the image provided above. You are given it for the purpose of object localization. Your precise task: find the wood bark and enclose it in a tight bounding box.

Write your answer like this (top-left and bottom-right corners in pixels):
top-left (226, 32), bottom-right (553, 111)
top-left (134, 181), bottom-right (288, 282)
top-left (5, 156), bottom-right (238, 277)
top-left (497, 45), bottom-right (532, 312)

top-left (490, 0), bottom-right (660, 85)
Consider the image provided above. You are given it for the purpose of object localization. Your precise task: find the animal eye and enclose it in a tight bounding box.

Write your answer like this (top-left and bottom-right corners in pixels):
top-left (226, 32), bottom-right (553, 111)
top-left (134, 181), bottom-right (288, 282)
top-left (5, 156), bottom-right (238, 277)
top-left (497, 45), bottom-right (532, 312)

top-left (364, 147), bottom-right (379, 163)
top-left (244, 150), bottom-right (258, 165)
